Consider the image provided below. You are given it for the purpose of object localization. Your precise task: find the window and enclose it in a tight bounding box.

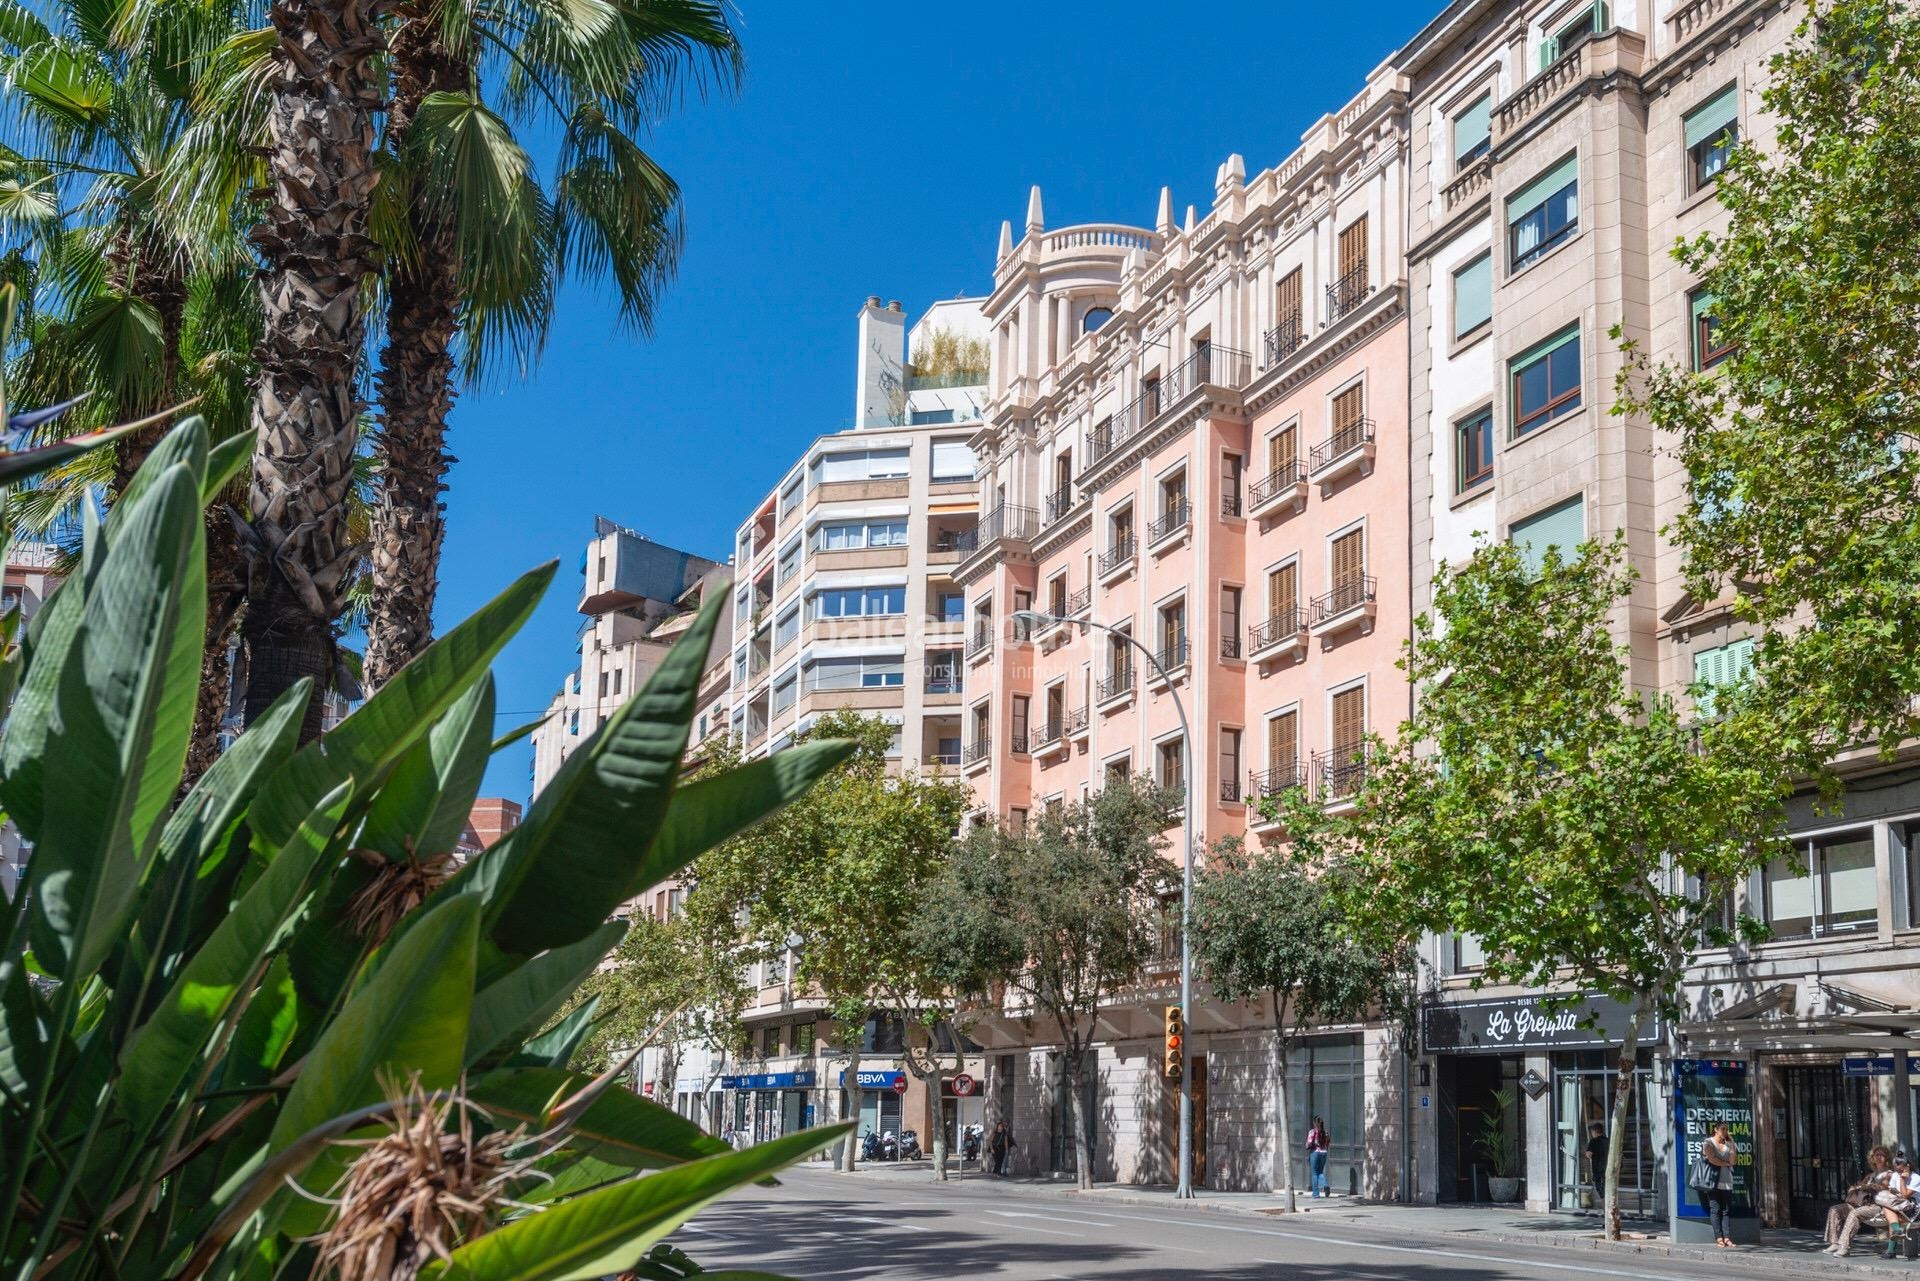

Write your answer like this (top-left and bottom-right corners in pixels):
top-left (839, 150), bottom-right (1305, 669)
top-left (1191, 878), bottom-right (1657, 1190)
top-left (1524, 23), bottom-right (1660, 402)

top-left (760, 1026), bottom-right (781, 1057)
top-left (1221, 451), bottom-right (1244, 516)
top-left (1267, 562), bottom-right (1298, 624)
top-left (1220, 728), bottom-right (1242, 800)
top-left (1159, 469), bottom-right (1188, 527)
top-left (1330, 526), bottom-right (1366, 593)
top-left (611, 670), bottom-right (621, 695)
top-left (771, 670), bottom-right (797, 715)
top-left (598, 671), bottom-right (608, 699)
top-left (1083, 306), bottom-right (1114, 334)
top-left (813, 520), bottom-right (908, 552)
top-left (776, 539), bottom-right (801, 585)
top-left (734, 588), bottom-right (752, 626)
top-left (778, 476), bottom-right (802, 519)
top-left (1691, 289), bottom-right (1734, 370)
top-left (1510, 327), bottom-right (1582, 436)
top-left (807, 585), bottom-right (906, 619)
top-left (1692, 637), bottom-right (1754, 718)
top-left (1542, 1), bottom-right (1605, 68)
top-left (1158, 599), bottom-right (1187, 668)
top-left (1453, 252), bottom-right (1492, 338)
top-left (1763, 829), bottom-right (1877, 939)
top-left (775, 606), bottom-right (799, 649)
top-left (1008, 807), bottom-right (1029, 832)
top-left (1684, 85), bottom-right (1739, 191)
top-left (1157, 736), bottom-right (1185, 791)
top-left (931, 439), bottom-right (976, 482)
top-left (1454, 93), bottom-right (1491, 168)
top-left (1453, 934), bottom-right (1487, 972)
top-left (1011, 695), bottom-right (1030, 750)
top-left (1507, 155), bottom-right (1578, 270)
top-left (1106, 753), bottom-right (1132, 781)
top-left (1267, 424), bottom-right (1298, 480)
top-left (1456, 408), bottom-right (1495, 492)
top-left (732, 650), bottom-right (748, 686)
top-left (810, 448), bottom-right (910, 485)
top-left (925, 649), bottom-right (961, 693)
top-left (1511, 495), bottom-right (1585, 575)
top-left (792, 1021), bottom-right (815, 1055)
top-left (1330, 383), bottom-right (1366, 452)
top-left (1267, 709), bottom-right (1298, 776)
top-left (1331, 685), bottom-right (1366, 763)
top-left (1047, 573), bottom-right (1068, 618)
top-left (1276, 268), bottom-right (1303, 337)
top-left (806, 655), bottom-right (905, 690)
top-left (1221, 586), bottom-right (1242, 656)
top-left (935, 589), bottom-right (965, 623)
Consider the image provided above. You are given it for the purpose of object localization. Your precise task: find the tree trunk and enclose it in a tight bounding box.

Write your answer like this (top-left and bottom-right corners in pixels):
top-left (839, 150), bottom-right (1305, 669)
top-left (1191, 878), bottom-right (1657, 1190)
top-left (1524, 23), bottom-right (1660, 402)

top-left (1603, 1005), bottom-right (1646, 1241)
top-left (1274, 1013), bottom-right (1298, 1211)
top-left (1067, 1045), bottom-right (1093, 1192)
top-left (362, 13), bottom-right (464, 692)
top-left (840, 1046), bottom-right (861, 1173)
top-left (242, 0), bottom-right (382, 738)
top-left (928, 1070), bottom-right (949, 1181)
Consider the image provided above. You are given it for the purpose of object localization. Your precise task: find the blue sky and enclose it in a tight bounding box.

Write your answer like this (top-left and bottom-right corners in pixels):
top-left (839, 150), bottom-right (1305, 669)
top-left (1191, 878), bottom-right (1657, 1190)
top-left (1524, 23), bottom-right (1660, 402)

top-left (447, 0), bottom-right (1439, 799)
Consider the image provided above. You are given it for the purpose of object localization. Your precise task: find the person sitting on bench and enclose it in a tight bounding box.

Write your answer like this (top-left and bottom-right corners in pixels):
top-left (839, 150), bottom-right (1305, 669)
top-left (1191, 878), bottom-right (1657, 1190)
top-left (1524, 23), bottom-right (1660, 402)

top-left (1827, 1146), bottom-right (1899, 1258)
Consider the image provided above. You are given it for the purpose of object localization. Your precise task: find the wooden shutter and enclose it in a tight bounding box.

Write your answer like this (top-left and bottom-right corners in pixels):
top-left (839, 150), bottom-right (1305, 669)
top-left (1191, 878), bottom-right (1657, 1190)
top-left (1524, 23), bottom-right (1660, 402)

top-left (1268, 711), bottom-right (1297, 771)
top-left (1276, 269), bottom-right (1302, 327)
top-left (1339, 217), bottom-right (1368, 280)
top-left (1268, 425), bottom-right (1297, 475)
top-left (1267, 563), bottom-right (1297, 618)
top-left (1331, 528), bottom-right (1364, 590)
top-left (1332, 384), bottom-right (1365, 433)
top-left (1332, 687), bottom-right (1365, 756)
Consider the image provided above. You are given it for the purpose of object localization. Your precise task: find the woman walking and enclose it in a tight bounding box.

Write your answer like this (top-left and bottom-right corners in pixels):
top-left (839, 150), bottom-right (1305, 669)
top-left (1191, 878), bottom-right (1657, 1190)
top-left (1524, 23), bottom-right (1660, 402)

top-left (1307, 1115), bottom-right (1331, 1198)
top-left (1701, 1121), bottom-right (1739, 1248)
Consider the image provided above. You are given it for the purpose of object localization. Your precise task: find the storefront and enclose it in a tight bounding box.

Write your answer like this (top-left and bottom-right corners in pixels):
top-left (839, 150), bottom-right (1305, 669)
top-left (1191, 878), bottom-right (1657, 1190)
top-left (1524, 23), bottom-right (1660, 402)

top-left (839, 1068), bottom-right (907, 1139)
top-left (1424, 992), bottom-right (1662, 1213)
top-left (1286, 1035), bottom-right (1365, 1196)
top-left (720, 1070), bottom-right (818, 1143)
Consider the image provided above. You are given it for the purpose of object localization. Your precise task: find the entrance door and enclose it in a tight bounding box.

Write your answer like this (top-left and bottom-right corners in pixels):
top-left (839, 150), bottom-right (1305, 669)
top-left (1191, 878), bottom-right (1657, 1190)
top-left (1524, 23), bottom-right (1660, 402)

top-left (1787, 1065), bottom-right (1870, 1230)
top-left (1191, 1055), bottom-right (1209, 1188)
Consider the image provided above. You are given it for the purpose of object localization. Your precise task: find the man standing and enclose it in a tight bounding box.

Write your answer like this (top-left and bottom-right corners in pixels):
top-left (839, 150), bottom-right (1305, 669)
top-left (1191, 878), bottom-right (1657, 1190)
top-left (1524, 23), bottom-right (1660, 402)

top-left (1584, 1122), bottom-right (1609, 1203)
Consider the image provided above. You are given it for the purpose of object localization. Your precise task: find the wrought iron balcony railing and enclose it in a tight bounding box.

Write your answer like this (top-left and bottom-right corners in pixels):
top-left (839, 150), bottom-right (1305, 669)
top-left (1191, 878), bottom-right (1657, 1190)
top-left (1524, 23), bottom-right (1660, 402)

top-left (1248, 607), bottom-right (1307, 652)
top-left (1264, 314), bottom-right (1304, 367)
top-left (1309, 417), bottom-right (1375, 476)
top-left (1249, 763), bottom-right (1305, 801)
top-left (963, 736), bottom-right (993, 766)
top-left (1248, 461), bottom-right (1304, 509)
top-left (1310, 576), bottom-right (1376, 627)
top-left (1148, 500), bottom-right (1190, 545)
top-left (1314, 747), bottom-right (1368, 800)
top-left (967, 626), bottom-right (994, 658)
top-left (1044, 485), bottom-right (1076, 524)
top-left (1097, 665), bottom-right (1134, 702)
top-left (1326, 263), bottom-right (1371, 324)
top-left (1098, 537), bottom-right (1137, 576)
top-left (1153, 637), bottom-right (1188, 673)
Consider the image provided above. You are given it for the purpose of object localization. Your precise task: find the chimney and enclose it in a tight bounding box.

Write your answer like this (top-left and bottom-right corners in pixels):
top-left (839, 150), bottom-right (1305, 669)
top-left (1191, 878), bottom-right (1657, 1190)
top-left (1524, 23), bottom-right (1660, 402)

top-left (855, 297), bottom-right (907, 430)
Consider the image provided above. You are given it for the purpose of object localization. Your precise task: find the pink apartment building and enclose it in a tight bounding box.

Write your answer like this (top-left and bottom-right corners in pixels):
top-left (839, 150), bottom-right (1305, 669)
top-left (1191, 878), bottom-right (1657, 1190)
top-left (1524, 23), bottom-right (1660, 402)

top-left (952, 63), bottom-right (1417, 1194)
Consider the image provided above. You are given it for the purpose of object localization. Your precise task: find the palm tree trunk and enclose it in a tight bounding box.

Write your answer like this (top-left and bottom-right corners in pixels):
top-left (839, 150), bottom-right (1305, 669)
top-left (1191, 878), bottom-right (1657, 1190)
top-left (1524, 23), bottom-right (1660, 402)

top-left (241, 0), bottom-right (383, 739)
top-left (363, 15), bottom-right (465, 691)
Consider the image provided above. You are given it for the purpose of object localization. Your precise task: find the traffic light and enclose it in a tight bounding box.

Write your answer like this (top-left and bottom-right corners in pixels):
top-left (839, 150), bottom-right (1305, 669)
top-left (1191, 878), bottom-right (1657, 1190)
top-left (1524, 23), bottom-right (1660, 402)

top-left (1163, 1005), bottom-right (1184, 1080)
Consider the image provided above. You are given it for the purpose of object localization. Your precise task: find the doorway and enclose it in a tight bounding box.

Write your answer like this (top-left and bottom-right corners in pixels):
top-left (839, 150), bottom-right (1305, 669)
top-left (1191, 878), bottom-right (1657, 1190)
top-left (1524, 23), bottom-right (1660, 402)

top-left (1190, 1055), bottom-right (1209, 1188)
top-left (1437, 1054), bottom-right (1525, 1202)
top-left (1786, 1065), bottom-right (1870, 1230)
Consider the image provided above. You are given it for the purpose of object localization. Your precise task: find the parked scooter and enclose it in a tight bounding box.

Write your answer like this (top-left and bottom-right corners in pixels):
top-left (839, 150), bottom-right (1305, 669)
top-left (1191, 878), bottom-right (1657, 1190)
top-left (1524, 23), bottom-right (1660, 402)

top-left (961, 1123), bottom-right (983, 1163)
top-left (880, 1130), bottom-right (899, 1161)
top-left (898, 1129), bottom-right (923, 1161)
top-left (860, 1129), bottom-right (882, 1162)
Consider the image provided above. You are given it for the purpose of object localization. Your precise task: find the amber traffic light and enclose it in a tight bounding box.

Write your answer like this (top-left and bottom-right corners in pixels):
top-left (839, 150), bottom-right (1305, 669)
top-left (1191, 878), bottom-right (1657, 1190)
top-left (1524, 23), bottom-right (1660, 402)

top-left (1163, 1005), bottom-right (1185, 1079)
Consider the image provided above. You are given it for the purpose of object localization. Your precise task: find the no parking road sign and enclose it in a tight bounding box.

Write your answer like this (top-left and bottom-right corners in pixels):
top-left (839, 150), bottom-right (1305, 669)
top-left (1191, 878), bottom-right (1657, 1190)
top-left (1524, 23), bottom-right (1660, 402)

top-left (952, 1073), bottom-right (977, 1096)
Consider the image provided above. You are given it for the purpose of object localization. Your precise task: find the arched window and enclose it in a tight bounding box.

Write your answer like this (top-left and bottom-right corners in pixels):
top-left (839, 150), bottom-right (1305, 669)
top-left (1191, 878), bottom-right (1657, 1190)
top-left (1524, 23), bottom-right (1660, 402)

top-left (1082, 306), bottom-right (1114, 334)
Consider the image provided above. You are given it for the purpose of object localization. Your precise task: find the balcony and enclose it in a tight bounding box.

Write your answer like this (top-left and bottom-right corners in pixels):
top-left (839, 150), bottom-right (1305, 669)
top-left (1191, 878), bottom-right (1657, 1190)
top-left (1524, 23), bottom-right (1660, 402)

top-left (924, 747), bottom-right (962, 768)
top-left (1263, 315), bottom-right (1305, 369)
top-left (1150, 637), bottom-right (1188, 681)
top-left (1043, 485), bottom-right (1077, 526)
top-left (1097, 536), bottom-right (1137, 581)
top-left (1032, 709), bottom-right (1084, 761)
top-left (953, 503), bottom-right (1038, 571)
top-left (1310, 575), bottom-right (1377, 637)
top-left (962, 736), bottom-right (993, 773)
top-left (925, 670), bottom-right (963, 699)
top-left (1248, 607), bottom-right (1308, 661)
top-left (1087, 343), bottom-right (1253, 466)
top-left (1147, 500), bottom-right (1190, 550)
top-left (1442, 155), bottom-right (1493, 213)
top-left (1247, 460), bottom-right (1306, 517)
top-left (1096, 665), bottom-right (1134, 707)
top-left (1307, 418), bottom-right (1375, 485)
top-left (1220, 632), bottom-right (1243, 660)
top-left (1248, 763), bottom-right (1305, 813)
top-left (1314, 747), bottom-right (1368, 805)
top-left (966, 625), bottom-right (994, 663)
top-left (1325, 263), bottom-right (1371, 326)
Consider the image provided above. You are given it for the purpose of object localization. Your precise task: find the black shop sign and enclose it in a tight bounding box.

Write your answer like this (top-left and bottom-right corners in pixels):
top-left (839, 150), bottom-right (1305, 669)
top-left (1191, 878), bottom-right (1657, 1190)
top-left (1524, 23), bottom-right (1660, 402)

top-left (1423, 993), bottom-right (1658, 1055)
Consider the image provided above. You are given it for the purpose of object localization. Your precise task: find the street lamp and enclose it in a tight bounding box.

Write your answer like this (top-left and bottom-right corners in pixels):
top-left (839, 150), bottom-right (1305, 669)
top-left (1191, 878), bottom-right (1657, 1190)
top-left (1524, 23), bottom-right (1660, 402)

top-left (1012, 610), bottom-right (1197, 1199)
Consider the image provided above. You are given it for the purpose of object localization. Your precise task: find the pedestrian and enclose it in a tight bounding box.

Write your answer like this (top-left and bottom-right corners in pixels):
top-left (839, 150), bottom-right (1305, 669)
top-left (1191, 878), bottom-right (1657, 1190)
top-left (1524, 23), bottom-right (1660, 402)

top-left (1306, 1115), bottom-right (1331, 1198)
top-left (989, 1119), bottom-right (1016, 1177)
top-left (1584, 1121), bottom-right (1608, 1200)
top-left (1700, 1121), bottom-right (1738, 1249)
top-left (1825, 1144), bottom-right (1893, 1256)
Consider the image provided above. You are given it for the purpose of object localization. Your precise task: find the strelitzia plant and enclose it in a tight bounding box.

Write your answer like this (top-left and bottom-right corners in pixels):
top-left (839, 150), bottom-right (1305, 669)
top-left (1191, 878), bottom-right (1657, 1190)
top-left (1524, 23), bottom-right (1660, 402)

top-left (0, 407), bottom-right (852, 1280)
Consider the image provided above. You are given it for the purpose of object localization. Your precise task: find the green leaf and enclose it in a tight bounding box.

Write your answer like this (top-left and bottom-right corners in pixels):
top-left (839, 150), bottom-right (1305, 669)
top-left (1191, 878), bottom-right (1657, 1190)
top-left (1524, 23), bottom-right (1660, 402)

top-left (0, 420), bottom-right (135, 486)
top-left (28, 457), bottom-right (204, 978)
top-left (201, 429), bottom-right (252, 501)
top-left (507, 996), bottom-right (598, 1069)
top-left (117, 783), bottom-right (349, 1135)
top-left (249, 564), bottom-right (552, 855)
top-left (465, 920), bottom-right (624, 1067)
top-left (645, 740), bottom-right (855, 877)
top-left (420, 1125), bottom-right (849, 1281)
top-left (358, 674), bottom-right (495, 861)
top-left (263, 894), bottom-right (481, 1235)
top-left (451, 594), bottom-right (720, 955)
top-left (467, 1066), bottom-right (727, 1169)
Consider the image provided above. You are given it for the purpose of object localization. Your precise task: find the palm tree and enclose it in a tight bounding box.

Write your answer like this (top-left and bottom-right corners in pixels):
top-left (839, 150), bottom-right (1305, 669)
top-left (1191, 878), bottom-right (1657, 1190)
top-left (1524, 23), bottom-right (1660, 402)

top-left (0, 0), bottom-right (262, 776)
top-left (239, 0), bottom-right (382, 737)
top-left (359, 0), bottom-right (740, 689)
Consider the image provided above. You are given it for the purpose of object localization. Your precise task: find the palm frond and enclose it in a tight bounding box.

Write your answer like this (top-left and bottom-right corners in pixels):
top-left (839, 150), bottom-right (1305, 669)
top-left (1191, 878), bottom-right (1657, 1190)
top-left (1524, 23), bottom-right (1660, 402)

top-left (552, 102), bottom-right (677, 338)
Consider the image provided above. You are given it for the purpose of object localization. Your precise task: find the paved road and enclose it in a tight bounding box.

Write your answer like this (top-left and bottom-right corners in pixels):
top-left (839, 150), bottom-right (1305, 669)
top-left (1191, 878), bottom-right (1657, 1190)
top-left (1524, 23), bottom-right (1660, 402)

top-left (678, 1167), bottom-right (1778, 1280)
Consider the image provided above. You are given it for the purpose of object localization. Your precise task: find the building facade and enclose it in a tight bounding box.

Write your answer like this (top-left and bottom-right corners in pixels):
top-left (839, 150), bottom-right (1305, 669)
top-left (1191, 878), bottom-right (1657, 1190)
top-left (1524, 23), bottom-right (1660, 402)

top-left (957, 63), bottom-right (1416, 1195)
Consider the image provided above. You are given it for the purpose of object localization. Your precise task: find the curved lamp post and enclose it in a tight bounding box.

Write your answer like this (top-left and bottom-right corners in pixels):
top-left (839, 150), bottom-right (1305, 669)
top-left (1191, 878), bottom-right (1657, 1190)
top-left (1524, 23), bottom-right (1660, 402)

top-left (1012, 609), bottom-right (1196, 1199)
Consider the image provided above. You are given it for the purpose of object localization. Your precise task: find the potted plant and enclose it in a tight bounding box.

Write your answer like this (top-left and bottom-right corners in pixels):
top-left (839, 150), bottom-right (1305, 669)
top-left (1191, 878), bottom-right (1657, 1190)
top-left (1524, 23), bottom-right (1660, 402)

top-left (1477, 1087), bottom-right (1523, 1202)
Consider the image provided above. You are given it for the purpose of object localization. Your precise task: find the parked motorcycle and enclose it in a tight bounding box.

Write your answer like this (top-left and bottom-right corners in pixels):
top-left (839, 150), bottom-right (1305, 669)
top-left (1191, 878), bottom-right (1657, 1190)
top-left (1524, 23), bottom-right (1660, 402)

top-left (861, 1129), bottom-right (882, 1162)
top-left (961, 1123), bottom-right (983, 1163)
top-left (880, 1130), bottom-right (899, 1161)
top-left (899, 1129), bottom-right (923, 1160)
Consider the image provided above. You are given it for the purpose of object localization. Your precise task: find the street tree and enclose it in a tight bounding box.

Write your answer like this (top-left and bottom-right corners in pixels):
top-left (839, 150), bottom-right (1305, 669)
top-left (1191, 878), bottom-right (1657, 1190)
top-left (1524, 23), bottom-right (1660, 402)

top-left (916, 777), bottom-right (1176, 1191)
top-left (686, 710), bottom-right (969, 1174)
top-left (1618, 0), bottom-right (1920, 768)
top-left (1189, 837), bottom-right (1416, 1210)
top-left (1282, 536), bottom-right (1787, 1238)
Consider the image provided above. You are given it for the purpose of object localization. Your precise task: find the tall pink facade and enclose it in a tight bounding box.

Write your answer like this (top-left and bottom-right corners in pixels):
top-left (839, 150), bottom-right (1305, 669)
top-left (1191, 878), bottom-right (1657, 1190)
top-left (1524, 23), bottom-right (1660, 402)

top-left (956, 66), bottom-right (1412, 873)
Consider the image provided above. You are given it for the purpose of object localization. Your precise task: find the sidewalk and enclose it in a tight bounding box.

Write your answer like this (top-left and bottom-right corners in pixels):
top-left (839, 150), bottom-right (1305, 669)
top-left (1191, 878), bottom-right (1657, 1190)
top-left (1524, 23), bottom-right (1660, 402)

top-left (818, 1159), bottom-right (1918, 1277)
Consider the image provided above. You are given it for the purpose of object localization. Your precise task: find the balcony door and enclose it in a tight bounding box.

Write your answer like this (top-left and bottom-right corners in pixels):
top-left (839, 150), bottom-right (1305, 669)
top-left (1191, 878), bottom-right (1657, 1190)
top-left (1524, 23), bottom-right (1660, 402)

top-left (1338, 216), bottom-right (1368, 287)
top-left (1268, 425), bottom-right (1297, 479)
top-left (1268, 563), bottom-right (1297, 625)
top-left (1332, 686), bottom-right (1365, 765)
top-left (1331, 528), bottom-right (1365, 598)
top-left (1276, 269), bottom-right (1302, 334)
top-left (1268, 711), bottom-right (1298, 781)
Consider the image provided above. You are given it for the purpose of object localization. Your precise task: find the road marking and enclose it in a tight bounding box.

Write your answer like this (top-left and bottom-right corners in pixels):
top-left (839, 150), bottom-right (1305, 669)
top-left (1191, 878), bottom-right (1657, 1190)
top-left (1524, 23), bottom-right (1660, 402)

top-left (1117, 1213), bottom-right (1700, 1281)
top-left (983, 1210), bottom-right (1085, 1237)
top-left (845, 1215), bottom-right (931, 1233)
